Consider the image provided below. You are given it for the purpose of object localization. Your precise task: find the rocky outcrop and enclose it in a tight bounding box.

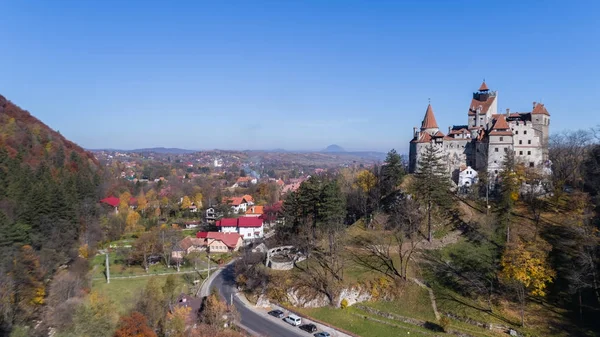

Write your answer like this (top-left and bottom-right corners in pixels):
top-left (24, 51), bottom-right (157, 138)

top-left (336, 286), bottom-right (372, 307)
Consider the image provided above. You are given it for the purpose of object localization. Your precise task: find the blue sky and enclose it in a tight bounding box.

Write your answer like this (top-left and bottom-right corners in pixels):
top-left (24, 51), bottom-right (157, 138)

top-left (1, 0), bottom-right (598, 153)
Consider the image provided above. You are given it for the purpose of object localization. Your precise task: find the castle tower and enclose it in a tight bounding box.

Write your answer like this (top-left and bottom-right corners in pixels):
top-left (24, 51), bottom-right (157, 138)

top-left (420, 104), bottom-right (440, 135)
top-left (468, 81), bottom-right (498, 130)
top-left (531, 102), bottom-right (550, 163)
top-left (409, 103), bottom-right (445, 173)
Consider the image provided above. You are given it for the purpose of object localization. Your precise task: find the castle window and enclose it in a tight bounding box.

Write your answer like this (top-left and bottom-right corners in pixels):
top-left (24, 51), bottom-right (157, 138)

top-left (529, 162), bottom-right (534, 168)
top-left (500, 137), bottom-right (503, 141)
top-left (495, 170), bottom-right (498, 174)
top-left (524, 130), bottom-right (527, 135)
top-left (528, 140), bottom-right (531, 145)
top-left (519, 151), bottom-right (523, 155)
top-left (519, 140), bottom-right (522, 145)
top-left (527, 151), bottom-right (531, 155)
top-left (515, 131), bottom-right (519, 134)
top-left (494, 160), bottom-right (497, 164)
top-left (504, 147), bottom-right (508, 152)
top-left (495, 148), bottom-right (499, 152)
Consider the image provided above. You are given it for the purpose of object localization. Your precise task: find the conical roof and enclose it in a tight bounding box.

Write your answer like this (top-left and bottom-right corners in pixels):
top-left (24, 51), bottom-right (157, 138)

top-left (479, 81), bottom-right (489, 91)
top-left (420, 104), bottom-right (439, 130)
top-left (492, 115), bottom-right (509, 130)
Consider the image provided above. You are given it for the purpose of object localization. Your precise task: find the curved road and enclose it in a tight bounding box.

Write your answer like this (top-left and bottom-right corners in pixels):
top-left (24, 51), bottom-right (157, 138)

top-left (212, 264), bottom-right (309, 337)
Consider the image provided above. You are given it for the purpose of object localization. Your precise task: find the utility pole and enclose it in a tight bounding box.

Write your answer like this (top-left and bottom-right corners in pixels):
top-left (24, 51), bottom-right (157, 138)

top-left (105, 252), bottom-right (110, 284)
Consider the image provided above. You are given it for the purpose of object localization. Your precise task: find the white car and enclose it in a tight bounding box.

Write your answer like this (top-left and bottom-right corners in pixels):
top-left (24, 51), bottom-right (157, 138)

top-left (283, 314), bottom-right (302, 326)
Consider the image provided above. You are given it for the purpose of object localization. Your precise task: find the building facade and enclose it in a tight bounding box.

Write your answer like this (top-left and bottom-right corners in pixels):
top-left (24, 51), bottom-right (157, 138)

top-left (409, 81), bottom-right (551, 181)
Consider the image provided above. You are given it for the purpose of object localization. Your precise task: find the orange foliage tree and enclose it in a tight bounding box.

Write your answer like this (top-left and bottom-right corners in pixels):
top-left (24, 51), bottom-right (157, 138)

top-left (114, 311), bottom-right (157, 337)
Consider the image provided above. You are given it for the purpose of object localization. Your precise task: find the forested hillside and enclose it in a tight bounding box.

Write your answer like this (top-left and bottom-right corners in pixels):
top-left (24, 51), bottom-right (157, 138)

top-left (0, 94), bottom-right (104, 335)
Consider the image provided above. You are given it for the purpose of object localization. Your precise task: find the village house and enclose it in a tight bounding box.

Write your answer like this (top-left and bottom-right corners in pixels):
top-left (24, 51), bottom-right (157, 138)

top-left (99, 196), bottom-right (137, 214)
top-left (196, 231), bottom-right (243, 253)
top-left (171, 237), bottom-right (206, 260)
top-left (216, 217), bottom-right (264, 240)
top-left (458, 166), bottom-right (478, 188)
top-left (245, 205), bottom-right (264, 217)
top-left (233, 176), bottom-right (258, 188)
top-left (223, 195), bottom-right (254, 214)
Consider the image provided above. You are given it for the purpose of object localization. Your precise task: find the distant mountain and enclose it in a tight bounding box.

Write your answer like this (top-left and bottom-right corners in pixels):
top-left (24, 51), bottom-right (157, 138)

top-left (322, 144), bottom-right (346, 153)
top-left (129, 147), bottom-right (197, 154)
top-left (91, 147), bottom-right (197, 154)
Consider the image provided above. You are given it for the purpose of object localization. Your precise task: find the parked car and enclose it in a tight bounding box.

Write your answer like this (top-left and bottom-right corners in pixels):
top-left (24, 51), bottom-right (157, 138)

top-left (283, 314), bottom-right (302, 326)
top-left (268, 309), bottom-right (284, 319)
top-left (314, 333), bottom-right (331, 337)
top-left (299, 324), bottom-right (317, 333)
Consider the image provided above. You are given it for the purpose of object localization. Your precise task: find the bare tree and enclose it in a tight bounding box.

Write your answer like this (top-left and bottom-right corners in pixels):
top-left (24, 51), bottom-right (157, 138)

top-left (549, 130), bottom-right (592, 189)
top-left (350, 198), bottom-right (423, 281)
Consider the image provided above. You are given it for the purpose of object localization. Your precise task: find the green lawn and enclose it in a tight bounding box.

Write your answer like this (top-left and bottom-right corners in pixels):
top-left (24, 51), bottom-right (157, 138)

top-left (361, 282), bottom-right (437, 322)
top-left (91, 252), bottom-right (210, 279)
top-left (91, 272), bottom-right (206, 314)
top-left (297, 306), bottom-right (434, 337)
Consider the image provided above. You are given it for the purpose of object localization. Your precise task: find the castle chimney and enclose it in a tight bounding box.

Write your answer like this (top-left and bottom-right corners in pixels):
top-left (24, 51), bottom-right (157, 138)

top-left (448, 126), bottom-right (451, 134)
top-left (413, 127), bottom-right (418, 138)
top-left (506, 108), bottom-right (510, 116)
top-left (532, 101), bottom-right (537, 108)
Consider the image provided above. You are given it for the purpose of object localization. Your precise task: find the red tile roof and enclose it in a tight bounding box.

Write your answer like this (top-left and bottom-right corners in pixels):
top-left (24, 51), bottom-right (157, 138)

top-left (479, 81), bottom-right (489, 91)
top-left (492, 115), bottom-right (510, 130)
top-left (100, 196), bottom-right (119, 207)
top-left (196, 232), bottom-right (208, 238)
top-left (421, 104), bottom-right (439, 130)
top-left (246, 205), bottom-right (264, 215)
top-left (216, 217), bottom-right (263, 228)
top-left (411, 131), bottom-right (432, 143)
top-left (242, 195), bottom-right (254, 203)
top-left (532, 102), bottom-right (550, 116)
top-left (206, 232), bottom-right (242, 249)
top-left (468, 95), bottom-right (496, 116)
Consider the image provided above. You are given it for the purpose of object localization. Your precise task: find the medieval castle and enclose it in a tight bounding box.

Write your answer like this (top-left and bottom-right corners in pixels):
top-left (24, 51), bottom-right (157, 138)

top-left (409, 81), bottom-right (551, 184)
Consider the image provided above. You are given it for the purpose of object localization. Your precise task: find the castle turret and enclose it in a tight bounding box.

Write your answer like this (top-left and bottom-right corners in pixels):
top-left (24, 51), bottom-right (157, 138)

top-left (420, 104), bottom-right (440, 135)
top-left (531, 102), bottom-right (550, 162)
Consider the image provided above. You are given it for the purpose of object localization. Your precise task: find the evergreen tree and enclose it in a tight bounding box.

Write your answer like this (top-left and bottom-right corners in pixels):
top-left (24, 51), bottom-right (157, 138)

top-left (380, 149), bottom-right (405, 198)
top-left (411, 143), bottom-right (452, 242)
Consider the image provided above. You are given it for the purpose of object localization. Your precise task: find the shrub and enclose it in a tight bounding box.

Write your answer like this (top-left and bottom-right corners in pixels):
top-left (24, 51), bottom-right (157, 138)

top-left (439, 316), bottom-right (451, 332)
top-left (340, 298), bottom-right (349, 309)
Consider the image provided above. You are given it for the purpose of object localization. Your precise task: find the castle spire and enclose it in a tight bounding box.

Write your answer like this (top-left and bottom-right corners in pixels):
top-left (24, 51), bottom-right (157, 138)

top-left (420, 104), bottom-right (439, 131)
top-left (479, 80), bottom-right (489, 92)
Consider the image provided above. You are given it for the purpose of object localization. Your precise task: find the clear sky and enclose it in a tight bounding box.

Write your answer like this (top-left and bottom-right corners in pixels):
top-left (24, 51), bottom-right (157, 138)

top-left (1, 0), bottom-right (598, 153)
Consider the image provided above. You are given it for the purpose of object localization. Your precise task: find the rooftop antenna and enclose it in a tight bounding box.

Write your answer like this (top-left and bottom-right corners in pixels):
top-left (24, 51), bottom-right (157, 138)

top-left (428, 97), bottom-right (431, 104)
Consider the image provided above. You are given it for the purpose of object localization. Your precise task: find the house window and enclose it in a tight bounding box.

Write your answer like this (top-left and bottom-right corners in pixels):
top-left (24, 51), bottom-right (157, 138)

top-left (500, 137), bottom-right (503, 141)
top-left (247, 233), bottom-right (251, 237)
top-left (519, 140), bottom-right (522, 145)
top-left (519, 151), bottom-right (523, 155)
top-left (524, 130), bottom-right (527, 135)
top-left (527, 151), bottom-right (531, 155)
top-left (495, 148), bottom-right (499, 152)
top-left (528, 140), bottom-right (531, 144)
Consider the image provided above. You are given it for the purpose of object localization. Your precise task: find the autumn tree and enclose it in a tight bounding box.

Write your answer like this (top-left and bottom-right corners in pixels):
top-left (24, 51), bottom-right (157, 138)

top-left (11, 245), bottom-right (45, 324)
top-left (411, 143), bottom-right (453, 242)
top-left (135, 277), bottom-right (166, 332)
top-left (114, 312), bottom-right (157, 337)
top-left (181, 196), bottom-right (192, 211)
top-left (157, 226), bottom-right (181, 269)
top-left (119, 191), bottom-right (132, 213)
top-left (193, 192), bottom-right (204, 209)
top-left (500, 240), bottom-right (555, 327)
top-left (125, 211), bottom-right (142, 233)
top-left (199, 292), bottom-right (229, 326)
top-left (354, 169), bottom-right (377, 226)
top-left (498, 152), bottom-right (524, 243)
top-left (165, 306), bottom-right (190, 337)
top-left (72, 292), bottom-right (119, 337)
top-left (137, 191), bottom-right (148, 214)
top-left (133, 232), bottom-right (158, 272)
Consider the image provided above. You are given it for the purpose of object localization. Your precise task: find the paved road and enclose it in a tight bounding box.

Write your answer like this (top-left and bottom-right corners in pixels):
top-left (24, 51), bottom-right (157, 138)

top-left (212, 264), bottom-right (309, 337)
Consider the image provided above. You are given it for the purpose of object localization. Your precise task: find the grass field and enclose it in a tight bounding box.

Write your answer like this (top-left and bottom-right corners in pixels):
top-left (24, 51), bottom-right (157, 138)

top-left (361, 282), bottom-right (437, 322)
top-left (297, 306), bottom-right (434, 337)
top-left (91, 252), bottom-right (210, 279)
top-left (92, 272), bottom-right (206, 314)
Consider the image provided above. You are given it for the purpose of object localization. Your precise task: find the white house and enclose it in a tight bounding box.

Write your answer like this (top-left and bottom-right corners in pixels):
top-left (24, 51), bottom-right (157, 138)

top-left (215, 217), bottom-right (264, 240)
top-left (458, 166), bottom-right (478, 188)
top-left (223, 195), bottom-right (254, 214)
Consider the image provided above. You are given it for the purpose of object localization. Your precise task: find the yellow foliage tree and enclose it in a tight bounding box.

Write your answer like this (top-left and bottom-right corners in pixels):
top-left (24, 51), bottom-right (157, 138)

top-left (166, 305), bottom-right (191, 337)
top-left (125, 211), bottom-right (142, 233)
top-left (146, 189), bottom-right (157, 202)
top-left (194, 192), bottom-right (204, 209)
top-left (119, 191), bottom-right (132, 213)
top-left (78, 244), bottom-right (89, 258)
top-left (181, 196), bottom-right (192, 210)
top-left (137, 191), bottom-right (148, 213)
top-left (355, 169), bottom-right (377, 193)
top-left (500, 241), bottom-right (555, 326)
